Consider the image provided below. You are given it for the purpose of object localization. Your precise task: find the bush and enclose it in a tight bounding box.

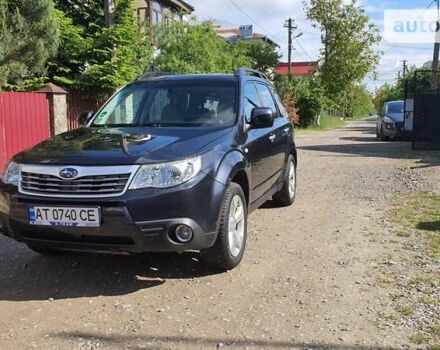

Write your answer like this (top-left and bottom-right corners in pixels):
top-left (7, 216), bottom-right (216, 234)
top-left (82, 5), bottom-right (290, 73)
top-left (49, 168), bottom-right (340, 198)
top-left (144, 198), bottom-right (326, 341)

top-left (275, 75), bottom-right (324, 128)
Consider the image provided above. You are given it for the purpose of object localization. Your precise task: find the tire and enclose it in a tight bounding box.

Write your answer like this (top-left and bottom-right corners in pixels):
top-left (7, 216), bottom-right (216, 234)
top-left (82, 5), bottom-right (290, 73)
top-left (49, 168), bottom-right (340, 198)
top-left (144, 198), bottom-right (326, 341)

top-left (200, 183), bottom-right (247, 270)
top-left (379, 126), bottom-right (389, 141)
top-left (273, 155), bottom-right (297, 206)
top-left (26, 244), bottom-right (63, 256)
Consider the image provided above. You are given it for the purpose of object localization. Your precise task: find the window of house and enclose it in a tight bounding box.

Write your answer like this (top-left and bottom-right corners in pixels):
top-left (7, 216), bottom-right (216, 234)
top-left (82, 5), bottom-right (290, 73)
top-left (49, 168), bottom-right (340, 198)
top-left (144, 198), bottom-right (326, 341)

top-left (151, 1), bottom-right (162, 24)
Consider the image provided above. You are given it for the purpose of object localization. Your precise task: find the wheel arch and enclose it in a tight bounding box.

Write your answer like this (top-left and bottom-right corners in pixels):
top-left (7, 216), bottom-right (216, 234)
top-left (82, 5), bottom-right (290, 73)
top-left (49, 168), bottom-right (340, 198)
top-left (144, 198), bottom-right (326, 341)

top-left (214, 150), bottom-right (250, 206)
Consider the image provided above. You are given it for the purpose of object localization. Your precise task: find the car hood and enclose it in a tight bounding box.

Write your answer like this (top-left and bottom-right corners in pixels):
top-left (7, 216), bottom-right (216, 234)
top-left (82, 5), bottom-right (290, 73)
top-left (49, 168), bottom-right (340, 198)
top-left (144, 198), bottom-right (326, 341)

top-left (387, 113), bottom-right (404, 122)
top-left (14, 127), bottom-right (234, 165)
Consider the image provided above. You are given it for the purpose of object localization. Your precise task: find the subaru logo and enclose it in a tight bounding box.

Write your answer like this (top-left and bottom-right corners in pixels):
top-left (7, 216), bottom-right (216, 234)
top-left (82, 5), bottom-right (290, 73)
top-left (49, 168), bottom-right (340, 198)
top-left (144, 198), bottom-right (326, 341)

top-left (59, 168), bottom-right (78, 179)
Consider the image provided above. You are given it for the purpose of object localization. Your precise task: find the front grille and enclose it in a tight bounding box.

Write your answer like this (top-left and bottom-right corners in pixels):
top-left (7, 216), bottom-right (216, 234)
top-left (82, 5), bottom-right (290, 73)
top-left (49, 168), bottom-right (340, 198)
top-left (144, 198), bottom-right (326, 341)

top-left (20, 172), bottom-right (131, 196)
top-left (396, 122), bottom-right (404, 131)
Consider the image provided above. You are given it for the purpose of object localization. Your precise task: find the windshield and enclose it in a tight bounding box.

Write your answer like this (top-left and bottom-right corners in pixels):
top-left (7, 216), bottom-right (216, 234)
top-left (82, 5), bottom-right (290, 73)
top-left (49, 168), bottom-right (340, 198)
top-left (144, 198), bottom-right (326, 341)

top-left (387, 102), bottom-right (404, 114)
top-left (92, 80), bottom-right (237, 128)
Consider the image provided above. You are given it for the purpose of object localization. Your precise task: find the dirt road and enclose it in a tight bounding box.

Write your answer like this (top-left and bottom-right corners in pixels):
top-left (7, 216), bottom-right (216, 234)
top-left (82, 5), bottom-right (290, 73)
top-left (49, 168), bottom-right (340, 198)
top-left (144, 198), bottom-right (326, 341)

top-left (0, 119), bottom-right (438, 349)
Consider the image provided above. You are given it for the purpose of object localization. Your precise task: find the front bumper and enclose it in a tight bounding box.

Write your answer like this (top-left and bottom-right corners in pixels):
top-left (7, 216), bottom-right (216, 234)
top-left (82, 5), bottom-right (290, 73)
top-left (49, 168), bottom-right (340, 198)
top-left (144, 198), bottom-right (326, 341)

top-left (0, 172), bottom-right (224, 253)
top-left (383, 121), bottom-right (404, 138)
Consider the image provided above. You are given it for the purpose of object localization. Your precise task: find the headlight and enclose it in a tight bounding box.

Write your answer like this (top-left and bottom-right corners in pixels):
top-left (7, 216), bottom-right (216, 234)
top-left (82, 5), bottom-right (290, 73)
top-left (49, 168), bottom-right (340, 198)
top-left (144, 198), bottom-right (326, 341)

top-left (384, 116), bottom-right (394, 123)
top-left (2, 161), bottom-right (20, 186)
top-left (129, 156), bottom-right (202, 189)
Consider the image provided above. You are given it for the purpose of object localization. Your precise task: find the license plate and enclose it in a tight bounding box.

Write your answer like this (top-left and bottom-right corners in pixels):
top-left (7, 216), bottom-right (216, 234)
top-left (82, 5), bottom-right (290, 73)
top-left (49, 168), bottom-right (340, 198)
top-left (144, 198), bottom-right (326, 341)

top-left (28, 206), bottom-right (101, 227)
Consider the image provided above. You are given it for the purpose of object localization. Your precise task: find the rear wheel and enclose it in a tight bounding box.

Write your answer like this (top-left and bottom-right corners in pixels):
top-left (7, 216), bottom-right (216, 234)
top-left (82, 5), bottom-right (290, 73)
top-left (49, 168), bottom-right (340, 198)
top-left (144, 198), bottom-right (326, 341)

top-left (273, 155), bottom-right (296, 206)
top-left (200, 183), bottom-right (247, 270)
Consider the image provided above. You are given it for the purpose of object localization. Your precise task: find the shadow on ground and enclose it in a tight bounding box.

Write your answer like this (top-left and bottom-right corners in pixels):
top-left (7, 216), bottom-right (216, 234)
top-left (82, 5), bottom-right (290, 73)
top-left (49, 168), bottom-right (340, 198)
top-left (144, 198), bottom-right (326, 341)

top-left (0, 245), bottom-right (222, 301)
top-left (299, 121), bottom-right (440, 169)
top-left (54, 331), bottom-right (402, 350)
top-left (416, 221), bottom-right (440, 231)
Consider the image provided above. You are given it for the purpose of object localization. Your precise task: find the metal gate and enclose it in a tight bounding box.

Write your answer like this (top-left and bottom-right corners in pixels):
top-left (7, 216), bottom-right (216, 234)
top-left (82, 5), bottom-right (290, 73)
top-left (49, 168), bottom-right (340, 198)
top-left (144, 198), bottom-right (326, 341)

top-left (410, 70), bottom-right (440, 150)
top-left (0, 92), bottom-right (50, 172)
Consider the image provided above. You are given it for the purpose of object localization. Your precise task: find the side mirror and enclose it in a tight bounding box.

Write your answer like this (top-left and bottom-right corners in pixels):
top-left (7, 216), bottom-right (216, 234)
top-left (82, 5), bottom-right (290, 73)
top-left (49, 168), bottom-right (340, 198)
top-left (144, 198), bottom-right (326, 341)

top-left (250, 107), bottom-right (274, 129)
top-left (78, 111), bottom-right (94, 127)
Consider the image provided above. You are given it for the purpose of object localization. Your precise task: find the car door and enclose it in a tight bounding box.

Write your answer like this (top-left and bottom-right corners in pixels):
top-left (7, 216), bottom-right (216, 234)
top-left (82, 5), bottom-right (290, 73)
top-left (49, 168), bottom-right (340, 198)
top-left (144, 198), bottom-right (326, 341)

top-left (254, 83), bottom-right (288, 188)
top-left (243, 82), bottom-right (274, 202)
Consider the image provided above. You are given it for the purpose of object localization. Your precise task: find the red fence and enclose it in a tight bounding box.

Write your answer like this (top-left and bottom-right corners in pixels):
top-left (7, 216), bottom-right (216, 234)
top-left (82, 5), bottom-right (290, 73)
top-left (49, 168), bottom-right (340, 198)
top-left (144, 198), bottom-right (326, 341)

top-left (0, 92), bottom-right (50, 173)
top-left (67, 90), bottom-right (108, 130)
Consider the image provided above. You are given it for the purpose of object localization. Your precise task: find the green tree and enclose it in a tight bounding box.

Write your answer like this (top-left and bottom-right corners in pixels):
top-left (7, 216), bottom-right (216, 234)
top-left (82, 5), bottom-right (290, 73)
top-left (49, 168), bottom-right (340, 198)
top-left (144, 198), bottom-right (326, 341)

top-left (373, 83), bottom-right (401, 112)
top-left (52, 0), bottom-right (104, 33)
top-left (153, 21), bottom-right (251, 74)
top-left (78, 0), bottom-right (152, 94)
top-left (235, 40), bottom-right (280, 76)
top-left (346, 84), bottom-right (374, 118)
top-left (275, 75), bottom-right (324, 127)
top-left (306, 0), bottom-right (381, 101)
top-left (46, 9), bottom-right (92, 86)
top-left (0, 0), bottom-right (60, 88)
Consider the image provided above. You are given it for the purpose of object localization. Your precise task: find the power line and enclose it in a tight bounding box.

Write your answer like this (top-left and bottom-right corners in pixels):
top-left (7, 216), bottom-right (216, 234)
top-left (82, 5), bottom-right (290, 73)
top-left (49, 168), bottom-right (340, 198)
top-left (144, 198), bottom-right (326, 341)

top-left (228, 0), bottom-right (316, 61)
top-left (294, 38), bottom-right (314, 61)
top-left (228, 0), bottom-right (277, 40)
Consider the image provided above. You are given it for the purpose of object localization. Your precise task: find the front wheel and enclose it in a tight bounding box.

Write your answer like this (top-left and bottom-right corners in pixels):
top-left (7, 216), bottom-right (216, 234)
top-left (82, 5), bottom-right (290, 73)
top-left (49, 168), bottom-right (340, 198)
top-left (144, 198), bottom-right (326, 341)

top-left (273, 155), bottom-right (297, 206)
top-left (200, 183), bottom-right (247, 270)
top-left (379, 125), bottom-right (389, 141)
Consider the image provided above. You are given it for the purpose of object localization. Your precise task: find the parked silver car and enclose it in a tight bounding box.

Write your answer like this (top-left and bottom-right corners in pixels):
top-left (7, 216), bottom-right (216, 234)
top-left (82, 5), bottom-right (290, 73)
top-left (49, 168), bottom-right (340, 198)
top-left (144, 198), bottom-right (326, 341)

top-left (376, 100), bottom-right (405, 140)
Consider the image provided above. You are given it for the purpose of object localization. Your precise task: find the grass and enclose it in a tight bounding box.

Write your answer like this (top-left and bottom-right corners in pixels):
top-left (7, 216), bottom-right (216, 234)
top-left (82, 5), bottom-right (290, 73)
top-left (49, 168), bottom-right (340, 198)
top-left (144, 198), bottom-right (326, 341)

top-left (389, 192), bottom-right (440, 259)
top-left (396, 305), bottom-right (413, 316)
top-left (396, 230), bottom-right (411, 238)
top-left (296, 115), bottom-right (347, 134)
top-left (386, 192), bottom-right (440, 347)
top-left (410, 332), bottom-right (431, 345)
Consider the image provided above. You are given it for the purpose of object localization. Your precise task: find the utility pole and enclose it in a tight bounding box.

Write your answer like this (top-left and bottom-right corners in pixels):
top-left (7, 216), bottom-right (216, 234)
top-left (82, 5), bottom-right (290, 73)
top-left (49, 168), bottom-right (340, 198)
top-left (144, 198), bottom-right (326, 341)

top-left (432, 0), bottom-right (440, 87)
top-left (284, 19), bottom-right (303, 82)
top-left (104, 0), bottom-right (115, 27)
top-left (402, 60), bottom-right (407, 78)
top-left (285, 18), bottom-right (295, 81)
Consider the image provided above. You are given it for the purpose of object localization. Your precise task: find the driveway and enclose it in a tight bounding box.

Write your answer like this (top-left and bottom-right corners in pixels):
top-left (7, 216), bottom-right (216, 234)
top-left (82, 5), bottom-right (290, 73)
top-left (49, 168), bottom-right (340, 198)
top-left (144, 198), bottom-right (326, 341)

top-left (0, 119), bottom-right (438, 349)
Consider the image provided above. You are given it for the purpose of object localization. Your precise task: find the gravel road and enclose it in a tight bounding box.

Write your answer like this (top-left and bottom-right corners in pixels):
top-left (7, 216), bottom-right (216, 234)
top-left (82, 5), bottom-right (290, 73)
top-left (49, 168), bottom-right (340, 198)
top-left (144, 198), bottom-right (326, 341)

top-left (0, 119), bottom-right (438, 350)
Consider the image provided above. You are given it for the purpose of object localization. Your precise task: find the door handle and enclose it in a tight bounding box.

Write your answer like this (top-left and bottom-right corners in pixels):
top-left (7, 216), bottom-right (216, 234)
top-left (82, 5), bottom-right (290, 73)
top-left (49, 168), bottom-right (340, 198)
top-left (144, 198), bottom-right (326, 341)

top-left (269, 134), bottom-right (276, 142)
top-left (283, 127), bottom-right (290, 133)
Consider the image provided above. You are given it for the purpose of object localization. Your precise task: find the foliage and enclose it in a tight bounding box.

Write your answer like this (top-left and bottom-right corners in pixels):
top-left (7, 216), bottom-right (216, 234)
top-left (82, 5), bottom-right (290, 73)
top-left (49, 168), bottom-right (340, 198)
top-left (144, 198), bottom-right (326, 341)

top-left (235, 40), bottom-right (280, 76)
top-left (0, 0), bottom-right (60, 88)
top-left (372, 62), bottom-right (434, 112)
top-left (306, 0), bottom-right (381, 102)
top-left (80, 0), bottom-right (152, 94)
top-left (282, 94), bottom-right (300, 124)
top-left (153, 21), bottom-right (250, 73)
top-left (373, 83), bottom-right (402, 112)
top-left (275, 75), bottom-right (324, 127)
top-left (46, 9), bottom-right (92, 87)
top-left (345, 85), bottom-right (374, 119)
top-left (52, 0), bottom-right (104, 34)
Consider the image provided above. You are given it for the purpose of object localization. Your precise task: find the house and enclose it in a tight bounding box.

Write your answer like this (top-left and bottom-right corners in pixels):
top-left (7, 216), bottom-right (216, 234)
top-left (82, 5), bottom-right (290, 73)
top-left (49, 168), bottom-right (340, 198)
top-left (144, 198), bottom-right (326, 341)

top-left (214, 24), bottom-right (279, 47)
top-left (135, 0), bottom-right (194, 26)
top-left (275, 62), bottom-right (319, 76)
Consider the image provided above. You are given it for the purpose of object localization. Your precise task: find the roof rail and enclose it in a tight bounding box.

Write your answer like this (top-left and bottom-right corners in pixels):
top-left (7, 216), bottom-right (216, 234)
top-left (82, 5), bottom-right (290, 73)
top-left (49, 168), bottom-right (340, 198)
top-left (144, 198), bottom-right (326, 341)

top-left (137, 71), bottom-right (175, 81)
top-left (234, 68), bottom-right (268, 81)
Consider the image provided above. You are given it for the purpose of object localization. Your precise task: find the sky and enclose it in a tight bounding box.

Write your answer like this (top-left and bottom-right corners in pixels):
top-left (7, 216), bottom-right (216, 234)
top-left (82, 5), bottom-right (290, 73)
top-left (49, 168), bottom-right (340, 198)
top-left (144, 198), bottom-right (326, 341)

top-left (189, 0), bottom-right (438, 91)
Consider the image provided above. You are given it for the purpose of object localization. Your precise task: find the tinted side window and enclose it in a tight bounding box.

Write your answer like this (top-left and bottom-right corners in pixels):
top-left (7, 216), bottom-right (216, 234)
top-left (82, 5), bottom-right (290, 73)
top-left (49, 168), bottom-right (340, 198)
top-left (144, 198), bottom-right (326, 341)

top-left (256, 84), bottom-right (278, 116)
top-left (244, 83), bottom-right (261, 121)
top-left (272, 90), bottom-right (288, 118)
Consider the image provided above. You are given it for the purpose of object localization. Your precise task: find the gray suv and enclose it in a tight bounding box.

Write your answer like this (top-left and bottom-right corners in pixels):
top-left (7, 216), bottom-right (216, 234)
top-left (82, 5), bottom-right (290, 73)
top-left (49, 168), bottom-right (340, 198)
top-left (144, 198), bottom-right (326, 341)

top-left (377, 100), bottom-right (404, 140)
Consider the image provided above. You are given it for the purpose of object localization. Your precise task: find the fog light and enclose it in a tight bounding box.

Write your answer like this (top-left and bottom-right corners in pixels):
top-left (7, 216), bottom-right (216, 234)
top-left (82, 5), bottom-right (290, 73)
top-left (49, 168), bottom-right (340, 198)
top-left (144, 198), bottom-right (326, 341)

top-left (175, 225), bottom-right (193, 243)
